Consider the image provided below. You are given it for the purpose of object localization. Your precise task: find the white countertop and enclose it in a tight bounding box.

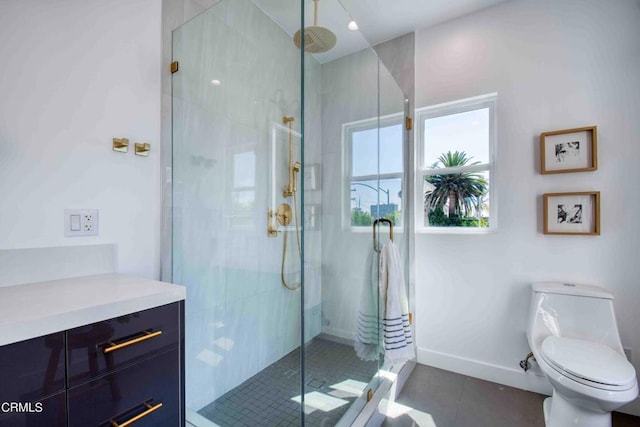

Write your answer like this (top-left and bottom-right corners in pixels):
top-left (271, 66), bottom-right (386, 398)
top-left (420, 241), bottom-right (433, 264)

top-left (0, 274), bottom-right (186, 346)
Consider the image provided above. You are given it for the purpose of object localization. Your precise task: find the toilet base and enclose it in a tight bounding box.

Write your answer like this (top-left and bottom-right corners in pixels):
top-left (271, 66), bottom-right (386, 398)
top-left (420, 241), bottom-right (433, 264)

top-left (544, 393), bottom-right (611, 427)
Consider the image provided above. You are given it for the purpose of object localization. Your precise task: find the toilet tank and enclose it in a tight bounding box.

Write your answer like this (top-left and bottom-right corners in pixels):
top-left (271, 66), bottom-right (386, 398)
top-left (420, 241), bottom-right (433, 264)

top-left (526, 282), bottom-right (625, 355)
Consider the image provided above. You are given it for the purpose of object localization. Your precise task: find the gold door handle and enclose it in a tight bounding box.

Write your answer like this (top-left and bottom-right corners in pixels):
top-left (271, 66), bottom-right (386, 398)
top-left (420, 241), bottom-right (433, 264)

top-left (373, 218), bottom-right (393, 252)
top-left (103, 330), bottom-right (163, 354)
top-left (110, 402), bottom-right (163, 427)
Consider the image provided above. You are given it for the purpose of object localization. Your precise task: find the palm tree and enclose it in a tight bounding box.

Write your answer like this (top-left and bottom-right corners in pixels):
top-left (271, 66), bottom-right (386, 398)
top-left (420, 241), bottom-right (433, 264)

top-left (424, 151), bottom-right (488, 218)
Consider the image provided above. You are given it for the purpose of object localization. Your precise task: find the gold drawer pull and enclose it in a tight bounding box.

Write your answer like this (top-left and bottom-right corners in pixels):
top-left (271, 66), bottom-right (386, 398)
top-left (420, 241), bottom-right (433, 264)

top-left (103, 330), bottom-right (163, 354)
top-left (110, 402), bottom-right (163, 427)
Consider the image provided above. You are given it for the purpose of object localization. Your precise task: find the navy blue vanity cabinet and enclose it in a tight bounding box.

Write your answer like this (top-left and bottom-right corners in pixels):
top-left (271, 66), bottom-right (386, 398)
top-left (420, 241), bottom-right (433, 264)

top-left (0, 332), bottom-right (66, 427)
top-left (67, 348), bottom-right (179, 426)
top-left (66, 302), bottom-right (180, 387)
top-left (0, 300), bottom-right (184, 427)
top-left (66, 301), bottom-right (185, 426)
top-left (0, 391), bottom-right (66, 427)
top-left (0, 332), bottom-right (65, 403)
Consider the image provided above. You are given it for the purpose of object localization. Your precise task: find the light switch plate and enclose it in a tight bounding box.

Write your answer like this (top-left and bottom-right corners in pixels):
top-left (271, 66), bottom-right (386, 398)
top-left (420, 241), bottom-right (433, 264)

top-left (65, 209), bottom-right (99, 237)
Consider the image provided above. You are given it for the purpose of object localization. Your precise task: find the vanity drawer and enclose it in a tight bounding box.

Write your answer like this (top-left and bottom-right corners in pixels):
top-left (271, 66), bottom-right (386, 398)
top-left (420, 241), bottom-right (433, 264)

top-left (67, 302), bottom-right (180, 387)
top-left (0, 333), bottom-right (65, 402)
top-left (0, 390), bottom-right (66, 427)
top-left (67, 348), bottom-right (179, 427)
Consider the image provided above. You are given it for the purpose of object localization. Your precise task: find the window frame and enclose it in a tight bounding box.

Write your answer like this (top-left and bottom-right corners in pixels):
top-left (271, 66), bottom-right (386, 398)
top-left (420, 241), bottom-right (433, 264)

top-left (414, 93), bottom-right (498, 234)
top-left (343, 112), bottom-right (405, 231)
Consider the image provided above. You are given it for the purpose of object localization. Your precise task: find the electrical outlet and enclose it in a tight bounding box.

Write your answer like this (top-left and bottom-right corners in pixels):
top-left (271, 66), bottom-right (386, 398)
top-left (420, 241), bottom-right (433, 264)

top-left (624, 347), bottom-right (632, 362)
top-left (65, 209), bottom-right (99, 237)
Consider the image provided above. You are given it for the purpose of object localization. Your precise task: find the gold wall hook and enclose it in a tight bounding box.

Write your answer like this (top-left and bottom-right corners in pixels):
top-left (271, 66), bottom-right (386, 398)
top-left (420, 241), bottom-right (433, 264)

top-left (135, 142), bottom-right (151, 157)
top-left (113, 138), bottom-right (129, 153)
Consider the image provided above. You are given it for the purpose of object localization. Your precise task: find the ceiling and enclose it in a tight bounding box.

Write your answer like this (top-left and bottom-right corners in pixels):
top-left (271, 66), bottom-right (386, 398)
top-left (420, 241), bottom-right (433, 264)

top-left (253, 0), bottom-right (511, 63)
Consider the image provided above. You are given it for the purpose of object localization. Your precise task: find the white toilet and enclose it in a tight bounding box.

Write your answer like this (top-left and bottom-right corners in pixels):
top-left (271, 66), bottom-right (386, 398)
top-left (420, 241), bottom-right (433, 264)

top-left (526, 282), bottom-right (638, 427)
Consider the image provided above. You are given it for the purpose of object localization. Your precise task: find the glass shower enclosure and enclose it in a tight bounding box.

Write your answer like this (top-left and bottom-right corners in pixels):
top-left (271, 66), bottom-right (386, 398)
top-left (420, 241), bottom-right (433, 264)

top-left (170, 1), bottom-right (409, 425)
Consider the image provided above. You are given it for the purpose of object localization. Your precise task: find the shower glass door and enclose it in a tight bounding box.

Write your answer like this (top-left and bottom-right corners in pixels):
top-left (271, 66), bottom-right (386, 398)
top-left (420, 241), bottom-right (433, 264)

top-left (300, 0), bottom-right (409, 425)
top-left (172, 1), bottom-right (305, 425)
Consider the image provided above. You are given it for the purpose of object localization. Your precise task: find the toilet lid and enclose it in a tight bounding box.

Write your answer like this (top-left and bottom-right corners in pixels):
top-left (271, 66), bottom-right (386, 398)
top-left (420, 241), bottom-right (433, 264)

top-left (541, 336), bottom-right (636, 387)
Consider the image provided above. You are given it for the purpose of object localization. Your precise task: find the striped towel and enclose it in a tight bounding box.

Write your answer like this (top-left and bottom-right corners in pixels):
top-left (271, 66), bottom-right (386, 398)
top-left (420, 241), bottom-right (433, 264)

top-left (380, 240), bottom-right (414, 365)
top-left (354, 250), bottom-right (382, 361)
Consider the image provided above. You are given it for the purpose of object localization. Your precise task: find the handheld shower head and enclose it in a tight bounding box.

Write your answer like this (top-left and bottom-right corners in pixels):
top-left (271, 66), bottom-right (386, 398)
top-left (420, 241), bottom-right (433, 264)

top-left (292, 162), bottom-right (301, 192)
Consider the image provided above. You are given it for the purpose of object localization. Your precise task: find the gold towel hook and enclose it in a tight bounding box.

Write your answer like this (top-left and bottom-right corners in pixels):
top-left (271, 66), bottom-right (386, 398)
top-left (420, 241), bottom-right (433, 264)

top-left (372, 218), bottom-right (393, 253)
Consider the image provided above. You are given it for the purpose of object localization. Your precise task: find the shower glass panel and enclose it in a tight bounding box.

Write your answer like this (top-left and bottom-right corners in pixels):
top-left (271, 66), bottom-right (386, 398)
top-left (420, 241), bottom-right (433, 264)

top-left (172, 1), bottom-right (304, 425)
top-left (171, 0), bottom-right (409, 425)
top-left (304, 12), bottom-right (408, 423)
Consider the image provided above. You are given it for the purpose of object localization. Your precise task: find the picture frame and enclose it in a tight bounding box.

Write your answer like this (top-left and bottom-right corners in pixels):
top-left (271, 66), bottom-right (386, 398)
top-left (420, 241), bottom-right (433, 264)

top-left (540, 126), bottom-right (597, 174)
top-left (543, 191), bottom-right (600, 235)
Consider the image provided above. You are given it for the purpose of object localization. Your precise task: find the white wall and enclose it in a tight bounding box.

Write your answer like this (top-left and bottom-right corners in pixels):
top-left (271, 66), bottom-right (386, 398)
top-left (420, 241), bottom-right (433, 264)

top-left (0, 0), bottom-right (162, 279)
top-left (414, 0), bottom-right (640, 414)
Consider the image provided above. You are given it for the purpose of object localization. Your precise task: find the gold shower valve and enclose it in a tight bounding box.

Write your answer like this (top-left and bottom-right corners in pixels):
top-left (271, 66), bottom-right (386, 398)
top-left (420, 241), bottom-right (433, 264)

top-left (276, 203), bottom-right (292, 226)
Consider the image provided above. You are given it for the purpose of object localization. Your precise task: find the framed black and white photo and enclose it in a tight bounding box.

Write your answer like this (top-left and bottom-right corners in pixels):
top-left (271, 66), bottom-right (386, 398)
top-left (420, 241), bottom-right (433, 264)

top-left (540, 126), bottom-right (597, 174)
top-left (543, 191), bottom-right (600, 235)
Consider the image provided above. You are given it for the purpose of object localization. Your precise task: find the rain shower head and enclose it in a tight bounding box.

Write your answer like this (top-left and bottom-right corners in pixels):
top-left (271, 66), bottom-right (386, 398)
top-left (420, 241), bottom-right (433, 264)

top-left (293, 0), bottom-right (336, 54)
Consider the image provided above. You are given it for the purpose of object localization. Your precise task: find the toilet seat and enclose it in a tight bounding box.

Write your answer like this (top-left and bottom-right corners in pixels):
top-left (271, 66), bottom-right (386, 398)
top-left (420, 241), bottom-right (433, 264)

top-left (541, 336), bottom-right (636, 391)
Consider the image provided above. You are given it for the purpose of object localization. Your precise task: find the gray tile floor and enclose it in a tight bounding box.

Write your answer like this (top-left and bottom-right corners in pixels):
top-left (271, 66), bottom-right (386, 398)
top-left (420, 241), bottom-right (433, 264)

top-left (198, 337), bottom-right (378, 426)
top-left (383, 365), bottom-right (640, 427)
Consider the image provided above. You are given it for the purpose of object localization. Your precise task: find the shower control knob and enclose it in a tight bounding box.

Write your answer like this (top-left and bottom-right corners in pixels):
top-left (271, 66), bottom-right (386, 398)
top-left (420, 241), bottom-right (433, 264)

top-left (276, 203), bottom-right (293, 226)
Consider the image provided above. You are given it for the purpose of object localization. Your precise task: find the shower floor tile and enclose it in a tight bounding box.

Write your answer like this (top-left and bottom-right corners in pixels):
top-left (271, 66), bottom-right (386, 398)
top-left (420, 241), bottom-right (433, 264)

top-left (198, 336), bottom-right (378, 426)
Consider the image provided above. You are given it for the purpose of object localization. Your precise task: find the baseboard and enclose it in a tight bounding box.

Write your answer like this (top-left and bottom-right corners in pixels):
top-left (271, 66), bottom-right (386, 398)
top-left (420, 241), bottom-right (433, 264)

top-left (417, 347), bottom-right (553, 396)
top-left (417, 347), bottom-right (640, 417)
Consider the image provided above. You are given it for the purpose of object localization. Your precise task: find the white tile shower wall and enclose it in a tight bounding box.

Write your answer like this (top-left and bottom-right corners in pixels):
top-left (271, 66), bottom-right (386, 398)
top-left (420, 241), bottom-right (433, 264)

top-left (165, 0), bottom-right (323, 410)
top-left (0, 0), bottom-right (162, 279)
top-left (413, 0), bottom-right (640, 415)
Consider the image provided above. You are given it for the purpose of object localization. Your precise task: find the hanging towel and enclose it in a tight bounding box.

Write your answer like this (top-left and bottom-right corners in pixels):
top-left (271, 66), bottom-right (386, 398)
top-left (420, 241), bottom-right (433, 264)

top-left (380, 240), bottom-right (414, 365)
top-left (354, 249), bottom-right (382, 361)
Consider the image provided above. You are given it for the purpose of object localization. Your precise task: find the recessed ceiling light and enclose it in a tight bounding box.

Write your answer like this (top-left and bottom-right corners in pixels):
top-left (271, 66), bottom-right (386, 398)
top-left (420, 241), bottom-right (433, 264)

top-left (347, 20), bottom-right (359, 31)
top-left (211, 79), bottom-right (221, 86)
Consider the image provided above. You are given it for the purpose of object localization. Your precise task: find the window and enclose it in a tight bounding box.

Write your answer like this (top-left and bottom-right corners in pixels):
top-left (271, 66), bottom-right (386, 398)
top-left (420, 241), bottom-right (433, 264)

top-left (344, 114), bottom-right (404, 229)
top-left (415, 94), bottom-right (496, 232)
